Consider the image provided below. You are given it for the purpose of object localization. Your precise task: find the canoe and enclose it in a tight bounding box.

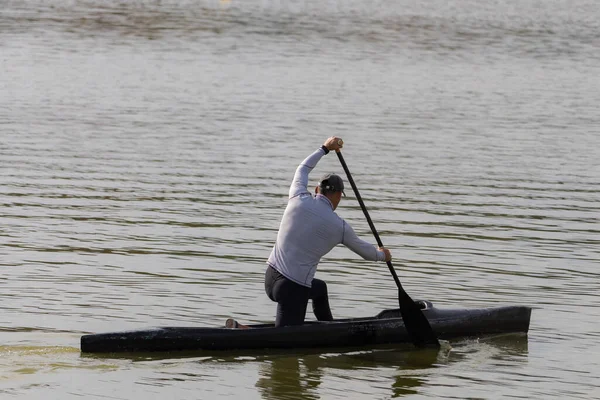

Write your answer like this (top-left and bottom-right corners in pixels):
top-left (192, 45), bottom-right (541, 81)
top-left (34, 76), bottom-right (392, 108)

top-left (80, 300), bottom-right (531, 353)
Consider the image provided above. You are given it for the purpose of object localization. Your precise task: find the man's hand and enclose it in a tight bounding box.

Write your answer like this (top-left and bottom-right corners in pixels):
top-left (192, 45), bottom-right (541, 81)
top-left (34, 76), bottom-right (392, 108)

top-left (323, 136), bottom-right (344, 152)
top-left (378, 247), bottom-right (392, 262)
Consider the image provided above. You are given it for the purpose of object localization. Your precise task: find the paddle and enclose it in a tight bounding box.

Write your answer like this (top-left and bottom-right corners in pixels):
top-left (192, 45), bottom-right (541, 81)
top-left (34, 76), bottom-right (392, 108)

top-left (336, 149), bottom-right (440, 348)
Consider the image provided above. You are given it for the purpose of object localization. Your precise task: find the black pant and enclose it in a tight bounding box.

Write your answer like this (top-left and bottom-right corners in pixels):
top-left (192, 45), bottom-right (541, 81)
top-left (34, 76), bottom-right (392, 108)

top-left (265, 265), bottom-right (333, 327)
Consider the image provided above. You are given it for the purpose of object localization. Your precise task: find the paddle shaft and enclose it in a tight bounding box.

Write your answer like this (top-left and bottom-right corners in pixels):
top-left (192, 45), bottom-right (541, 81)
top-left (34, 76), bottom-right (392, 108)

top-left (335, 151), bottom-right (402, 288)
top-left (336, 150), bottom-right (440, 348)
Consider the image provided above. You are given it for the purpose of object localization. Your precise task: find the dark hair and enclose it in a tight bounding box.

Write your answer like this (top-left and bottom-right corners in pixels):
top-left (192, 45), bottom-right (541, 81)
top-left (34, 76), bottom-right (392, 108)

top-left (319, 173), bottom-right (345, 197)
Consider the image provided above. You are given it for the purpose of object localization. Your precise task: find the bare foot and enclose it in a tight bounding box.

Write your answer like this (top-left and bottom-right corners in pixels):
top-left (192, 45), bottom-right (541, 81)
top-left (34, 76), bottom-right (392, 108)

top-left (225, 318), bottom-right (249, 329)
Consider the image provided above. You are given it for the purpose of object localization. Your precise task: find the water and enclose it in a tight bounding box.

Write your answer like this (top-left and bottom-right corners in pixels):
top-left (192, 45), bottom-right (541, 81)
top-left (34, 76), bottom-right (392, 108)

top-left (1, 0), bottom-right (599, 398)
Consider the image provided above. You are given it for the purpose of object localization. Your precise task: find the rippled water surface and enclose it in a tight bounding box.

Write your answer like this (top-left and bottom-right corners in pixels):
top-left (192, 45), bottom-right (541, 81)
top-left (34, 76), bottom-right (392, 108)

top-left (1, 0), bottom-right (599, 398)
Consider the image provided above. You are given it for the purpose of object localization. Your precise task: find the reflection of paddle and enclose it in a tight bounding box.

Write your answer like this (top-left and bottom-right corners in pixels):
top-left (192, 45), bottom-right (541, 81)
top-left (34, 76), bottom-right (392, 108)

top-left (336, 149), bottom-right (440, 348)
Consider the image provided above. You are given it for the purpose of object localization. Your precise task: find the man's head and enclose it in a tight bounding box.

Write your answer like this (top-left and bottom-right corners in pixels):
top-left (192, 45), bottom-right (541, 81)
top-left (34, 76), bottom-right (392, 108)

top-left (315, 173), bottom-right (346, 209)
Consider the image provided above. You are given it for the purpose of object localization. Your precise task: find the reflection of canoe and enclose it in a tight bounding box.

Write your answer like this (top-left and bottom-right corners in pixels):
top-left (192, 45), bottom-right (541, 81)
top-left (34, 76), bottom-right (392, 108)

top-left (80, 300), bottom-right (531, 353)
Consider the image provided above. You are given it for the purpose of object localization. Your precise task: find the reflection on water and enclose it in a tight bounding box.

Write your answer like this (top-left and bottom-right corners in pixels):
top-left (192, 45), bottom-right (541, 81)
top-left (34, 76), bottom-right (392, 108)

top-left (257, 356), bottom-right (320, 400)
top-left (255, 338), bottom-right (527, 399)
top-left (255, 348), bottom-right (442, 399)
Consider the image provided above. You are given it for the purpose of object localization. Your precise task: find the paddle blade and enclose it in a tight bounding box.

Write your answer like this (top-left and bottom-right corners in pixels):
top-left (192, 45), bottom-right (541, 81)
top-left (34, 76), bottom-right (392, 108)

top-left (398, 289), bottom-right (440, 348)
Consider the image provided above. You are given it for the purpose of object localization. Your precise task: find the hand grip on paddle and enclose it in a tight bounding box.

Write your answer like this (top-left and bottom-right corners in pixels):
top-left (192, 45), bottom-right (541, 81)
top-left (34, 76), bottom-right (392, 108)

top-left (323, 136), bottom-right (343, 152)
top-left (378, 246), bottom-right (392, 262)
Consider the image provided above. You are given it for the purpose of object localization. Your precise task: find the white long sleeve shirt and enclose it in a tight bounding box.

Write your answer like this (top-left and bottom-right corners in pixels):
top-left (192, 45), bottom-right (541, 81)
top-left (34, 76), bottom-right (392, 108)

top-left (267, 147), bottom-right (386, 287)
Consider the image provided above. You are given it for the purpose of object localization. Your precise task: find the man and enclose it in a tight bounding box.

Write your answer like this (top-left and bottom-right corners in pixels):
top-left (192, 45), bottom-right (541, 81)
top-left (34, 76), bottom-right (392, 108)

top-left (263, 136), bottom-right (392, 327)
